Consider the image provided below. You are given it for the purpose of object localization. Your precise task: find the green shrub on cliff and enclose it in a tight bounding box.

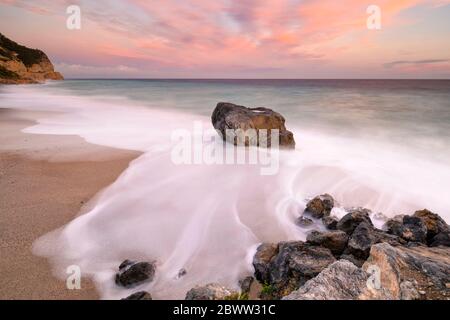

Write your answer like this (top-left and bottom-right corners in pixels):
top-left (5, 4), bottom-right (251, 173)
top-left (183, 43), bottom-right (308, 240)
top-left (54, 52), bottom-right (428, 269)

top-left (0, 33), bottom-right (47, 67)
top-left (0, 65), bottom-right (19, 79)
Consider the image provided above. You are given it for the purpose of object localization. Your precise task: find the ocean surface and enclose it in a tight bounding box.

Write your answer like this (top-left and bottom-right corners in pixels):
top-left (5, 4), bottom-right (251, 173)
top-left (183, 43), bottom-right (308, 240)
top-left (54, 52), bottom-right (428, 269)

top-left (1, 79), bottom-right (450, 299)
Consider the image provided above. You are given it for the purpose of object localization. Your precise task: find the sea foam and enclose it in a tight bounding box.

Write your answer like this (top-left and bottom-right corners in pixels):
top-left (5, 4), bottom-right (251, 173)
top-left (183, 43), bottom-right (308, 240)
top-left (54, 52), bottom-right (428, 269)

top-left (1, 84), bottom-right (449, 299)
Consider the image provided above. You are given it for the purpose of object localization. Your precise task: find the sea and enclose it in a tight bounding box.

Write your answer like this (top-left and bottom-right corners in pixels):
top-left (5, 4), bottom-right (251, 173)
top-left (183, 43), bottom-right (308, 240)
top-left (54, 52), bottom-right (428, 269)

top-left (1, 79), bottom-right (449, 299)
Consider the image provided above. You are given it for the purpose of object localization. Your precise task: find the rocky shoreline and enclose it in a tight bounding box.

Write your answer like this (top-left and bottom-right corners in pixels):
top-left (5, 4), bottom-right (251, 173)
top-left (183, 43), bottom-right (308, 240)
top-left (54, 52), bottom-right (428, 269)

top-left (112, 104), bottom-right (449, 300)
top-left (115, 194), bottom-right (449, 300)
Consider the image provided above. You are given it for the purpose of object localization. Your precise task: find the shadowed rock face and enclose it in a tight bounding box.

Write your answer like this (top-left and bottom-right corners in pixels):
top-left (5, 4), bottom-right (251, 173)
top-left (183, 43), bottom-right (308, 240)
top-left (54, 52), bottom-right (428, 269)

top-left (306, 230), bottom-right (349, 256)
top-left (0, 33), bottom-right (63, 84)
top-left (253, 241), bottom-right (336, 298)
top-left (211, 102), bottom-right (295, 149)
top-left (283, 260), bottom-right (368, 300)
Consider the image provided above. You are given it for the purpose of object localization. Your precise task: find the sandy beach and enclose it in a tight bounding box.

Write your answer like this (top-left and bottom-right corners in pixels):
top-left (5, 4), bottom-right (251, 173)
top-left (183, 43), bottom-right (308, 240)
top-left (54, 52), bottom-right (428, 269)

top-left (0, 108), bottom-right (140, 300)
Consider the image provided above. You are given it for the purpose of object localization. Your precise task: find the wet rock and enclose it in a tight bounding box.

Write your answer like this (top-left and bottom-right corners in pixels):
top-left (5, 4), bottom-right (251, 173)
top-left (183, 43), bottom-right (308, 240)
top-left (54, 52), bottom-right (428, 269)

top-left (383, 215), bottom-right (405, 235)
top-left (177, 268), bottom-right (187, 279)
top-left (254, 241), bottom-right (336, 297)
top-left (337, 208), bottom-right (373, 235)
top-left (306, 230), bottom-right (348, 256)
top-left (373, 229), bottom-right (406, 246)
top-left (283, 260), bottom-right (368, 300)
top-left (360, 243), bottom-right (450, 300)
top-left (115, 260), bottom-right (156, 288)
top-left (185, 283), bottom-right (237, 300)
top-left (296, 216), bottom-right (314, 227)
top-left (121, 291), bottom-right (152, 300)
top-left (322, 215), bottom-right (339, 230)
top-left (413, 209), bottom-right (449, 243)
top-left (386, 216), bottom-right (427, 243)
top-left (401, 216), bottom-right (427, 243)
top-left (339, 254), bottom-right (365, 268)
top-left (239, 276), bottom-right (254, 295)
top-left (346, 222), bottom-right (378, 260)
top-left (304, 194), bottom-right (334, 219)
top-left (430, 231), bottom-right (450, 247)
top-left (211, 102), bottom-right (295, 149)
top-left (252, 243), bottom-right (278, 283)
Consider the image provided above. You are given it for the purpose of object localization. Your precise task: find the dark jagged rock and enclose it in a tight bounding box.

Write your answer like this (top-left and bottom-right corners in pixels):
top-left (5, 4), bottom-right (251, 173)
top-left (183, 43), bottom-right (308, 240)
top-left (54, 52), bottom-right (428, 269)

top-left (322, 215), bottom-right (339, 230)
top-left (346, 222), bottom-right (378, 260)
top-left (296, 216), bottom-right (314, 227)
top-left (306, 230), bottom-right (348, 256)
top-left (339, 254), bottom-right (365, 268)
top-left (121, 291), bottom-right (152, 300)
top-left (115, 260), bottom-right (156, 288)
top-left (400, 216), bottom-right (427, 243)
top-left (211, 102), bottom-right (295, 149)
top-left (385, 216), bottom-right (427, 243)
top-left (177, 268), bottom-right (187, 279)
top-left (336, 208), bottom-right (373, 235)
top-left (185, 283), bottom-right (237, 300)
top-left (253, 241), bottom-right (336, 298)
top-left (239, 276), bottom-right (254, 295)
top-left (413, 209), bottom-right (449, 243)
top-left (283, 260), bottom-right (368, 300)
top-left (253, 243), bottom-right (278, 283)
top-left (430, 231), bottom-right (450, 247)
top-left (383, 215), bottom-right (405, 235)
top-left (304, 194), bottom-right (334, 219)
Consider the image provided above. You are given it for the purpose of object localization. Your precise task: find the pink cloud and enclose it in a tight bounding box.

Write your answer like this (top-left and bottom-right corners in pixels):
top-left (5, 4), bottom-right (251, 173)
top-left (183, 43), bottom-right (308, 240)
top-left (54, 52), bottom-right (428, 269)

top-left (1, 0), bottom-right (449, 78)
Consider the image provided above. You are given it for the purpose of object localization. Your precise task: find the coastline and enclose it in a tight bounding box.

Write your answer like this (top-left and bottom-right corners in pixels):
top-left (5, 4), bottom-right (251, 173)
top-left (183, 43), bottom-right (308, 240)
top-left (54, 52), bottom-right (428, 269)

top-left (0, 108), bottom-right (141, 299)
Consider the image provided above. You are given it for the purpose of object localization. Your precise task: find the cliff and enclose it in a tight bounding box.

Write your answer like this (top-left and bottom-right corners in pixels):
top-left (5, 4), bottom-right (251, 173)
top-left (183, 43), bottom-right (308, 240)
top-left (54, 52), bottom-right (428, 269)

top-left (0, 33), bottom-right (63, 84)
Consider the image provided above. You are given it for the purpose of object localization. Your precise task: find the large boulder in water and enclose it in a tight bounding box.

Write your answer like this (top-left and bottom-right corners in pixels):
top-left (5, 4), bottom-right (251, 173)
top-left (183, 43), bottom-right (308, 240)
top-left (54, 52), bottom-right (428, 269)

top-left (211, 102), bottom-right (295, 149)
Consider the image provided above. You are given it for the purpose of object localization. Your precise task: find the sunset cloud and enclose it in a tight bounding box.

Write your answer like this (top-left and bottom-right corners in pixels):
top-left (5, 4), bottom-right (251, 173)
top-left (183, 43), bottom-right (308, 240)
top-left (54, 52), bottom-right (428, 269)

top-left (1, 0), bottom-right (449, 78)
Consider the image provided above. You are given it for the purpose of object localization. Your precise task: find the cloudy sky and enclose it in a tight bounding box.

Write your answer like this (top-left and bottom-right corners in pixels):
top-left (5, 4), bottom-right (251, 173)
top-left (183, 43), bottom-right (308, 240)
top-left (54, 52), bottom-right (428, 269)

top-left (1, 0), bottom-right (449, 78)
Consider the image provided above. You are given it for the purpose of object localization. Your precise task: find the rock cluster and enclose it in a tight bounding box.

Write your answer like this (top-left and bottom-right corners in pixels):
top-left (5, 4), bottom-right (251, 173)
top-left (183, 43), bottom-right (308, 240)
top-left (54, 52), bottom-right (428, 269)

top-left (0, 33), bottom-right (63, 84)
top-left (113, 196), bottom-right (449, 301)
top-left (254, 195), bottom-right (450, 300)
top-left (211, 102), bottom-right (295, 149)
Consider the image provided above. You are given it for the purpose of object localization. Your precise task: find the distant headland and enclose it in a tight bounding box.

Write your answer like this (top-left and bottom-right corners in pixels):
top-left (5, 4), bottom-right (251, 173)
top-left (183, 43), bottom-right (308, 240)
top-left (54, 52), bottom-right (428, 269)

top-left (0, 33), bottom-right (63, 84)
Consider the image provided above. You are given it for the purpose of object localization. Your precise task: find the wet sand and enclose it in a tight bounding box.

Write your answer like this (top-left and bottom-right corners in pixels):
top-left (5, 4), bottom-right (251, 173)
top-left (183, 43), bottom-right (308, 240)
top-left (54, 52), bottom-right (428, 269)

top-left (0, 109), bottom-right (140, 299)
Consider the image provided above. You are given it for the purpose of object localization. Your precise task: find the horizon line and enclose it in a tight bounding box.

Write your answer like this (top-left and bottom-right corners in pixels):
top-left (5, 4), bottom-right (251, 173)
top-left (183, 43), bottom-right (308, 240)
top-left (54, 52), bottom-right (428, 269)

top-left (64, 78), bottom-right (450, 81)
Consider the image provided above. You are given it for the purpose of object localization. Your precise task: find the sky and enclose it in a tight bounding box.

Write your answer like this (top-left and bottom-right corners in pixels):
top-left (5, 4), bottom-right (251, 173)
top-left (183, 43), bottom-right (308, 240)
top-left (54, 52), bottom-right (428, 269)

top-left (0, 0), bottom-right (449, 79)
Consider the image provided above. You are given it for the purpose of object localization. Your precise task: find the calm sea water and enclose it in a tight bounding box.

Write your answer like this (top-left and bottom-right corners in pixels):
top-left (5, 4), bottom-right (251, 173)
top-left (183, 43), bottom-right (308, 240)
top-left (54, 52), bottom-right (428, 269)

top-left (32, 79), bottom-right (450, 158)
top-left (1, 79), bottom-right (449, 299)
